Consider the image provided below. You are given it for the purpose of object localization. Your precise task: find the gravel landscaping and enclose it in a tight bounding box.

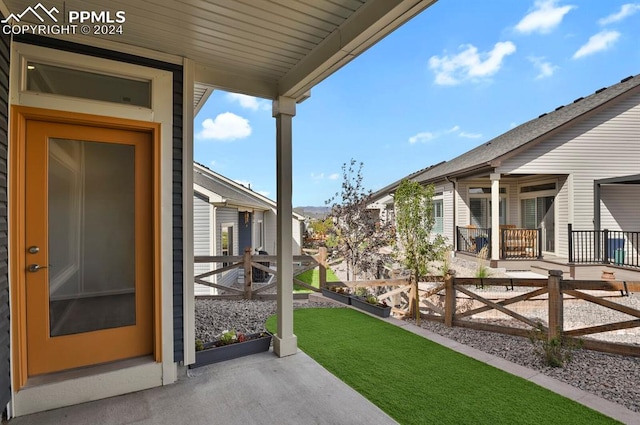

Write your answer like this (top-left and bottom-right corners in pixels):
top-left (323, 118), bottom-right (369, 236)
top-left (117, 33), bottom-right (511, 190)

top-left (195, 257), bottom-right (640, 415)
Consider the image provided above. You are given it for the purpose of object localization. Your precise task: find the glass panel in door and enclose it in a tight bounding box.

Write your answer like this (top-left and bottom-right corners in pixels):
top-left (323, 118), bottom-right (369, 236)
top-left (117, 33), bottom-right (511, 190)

top-left (48, 138), bottom-right (136, 337)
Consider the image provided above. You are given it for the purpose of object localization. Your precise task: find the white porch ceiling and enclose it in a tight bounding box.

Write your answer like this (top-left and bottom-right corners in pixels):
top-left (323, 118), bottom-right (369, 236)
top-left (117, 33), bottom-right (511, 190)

top-left (3, 0), bottom-right (437, 102)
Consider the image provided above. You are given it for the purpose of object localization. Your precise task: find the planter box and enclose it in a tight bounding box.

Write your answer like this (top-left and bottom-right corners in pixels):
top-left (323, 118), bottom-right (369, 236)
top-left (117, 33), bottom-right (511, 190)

top-left (191, 332), bottom-right (272, 369)
top-left (351, 297), bottom-right (391, 318)
top-left (321, 288), bottom-right (351, 305)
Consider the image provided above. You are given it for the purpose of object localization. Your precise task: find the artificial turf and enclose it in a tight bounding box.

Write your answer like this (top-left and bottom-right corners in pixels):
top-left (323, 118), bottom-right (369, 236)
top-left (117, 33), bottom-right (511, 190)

top-left (265, 308), bottom-right (619, 425)
top-left (293, 268), bottom-right (340, 293)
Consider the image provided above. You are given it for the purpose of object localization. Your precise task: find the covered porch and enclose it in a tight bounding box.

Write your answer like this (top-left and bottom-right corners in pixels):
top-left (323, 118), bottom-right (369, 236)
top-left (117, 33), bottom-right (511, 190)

top-left (452, 172), bottom-right (566, 262)
top-left (1, 0), bottom-right (440, 417)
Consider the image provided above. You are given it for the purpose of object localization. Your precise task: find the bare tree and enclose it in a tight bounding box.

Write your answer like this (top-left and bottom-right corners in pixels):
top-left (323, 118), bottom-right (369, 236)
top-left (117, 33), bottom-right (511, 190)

top-left (326, 159), bottom-right (393, 281)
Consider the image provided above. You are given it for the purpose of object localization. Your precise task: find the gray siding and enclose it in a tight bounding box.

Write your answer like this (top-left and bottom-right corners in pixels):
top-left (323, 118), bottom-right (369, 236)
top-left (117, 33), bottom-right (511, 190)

top-left (442, 182), bottom-right (454, 244)
top-left (193, 194), bottom-right (214, 296)
top-left (0, 15), bottom-right (10, 412)
top-left (264, 211), bottom-right (278, 255)
top-left (601, 185), bottom-right (640, 262)
top-left (498, 92), bottom-right (640, 235)
top-left (601, 185), bottom-right (640, 231)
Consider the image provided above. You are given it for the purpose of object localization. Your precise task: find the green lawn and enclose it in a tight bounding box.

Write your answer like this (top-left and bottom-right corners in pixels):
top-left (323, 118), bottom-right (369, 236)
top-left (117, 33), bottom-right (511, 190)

top-left (293, 268), bottom-right (340, 293)
top-left (266, 309), bottom-right (618, 425)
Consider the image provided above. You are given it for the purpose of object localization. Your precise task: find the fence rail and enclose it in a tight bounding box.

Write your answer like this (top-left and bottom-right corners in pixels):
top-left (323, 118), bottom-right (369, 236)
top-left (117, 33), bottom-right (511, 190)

top-left (335, 270), bottom-right (639, 357)
top-left (194, 247), bottom-right (328, 300)
top-left (569, 224), bottom-right (640, 268)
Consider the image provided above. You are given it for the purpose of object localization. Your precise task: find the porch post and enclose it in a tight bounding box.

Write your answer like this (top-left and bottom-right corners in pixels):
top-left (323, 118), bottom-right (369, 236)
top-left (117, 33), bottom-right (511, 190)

top-left (490, 173), bottom-right (500, 261)
top-left (272, 96), bottom-right (298, 357)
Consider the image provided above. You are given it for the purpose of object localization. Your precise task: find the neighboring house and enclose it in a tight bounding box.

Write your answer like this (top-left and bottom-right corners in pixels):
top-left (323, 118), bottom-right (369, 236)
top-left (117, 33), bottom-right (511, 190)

top-left (370, 74), bottom-right (640, 266)
top-left (193, 162), bottom-right (305, 296)
top-left (0, 0), bottom-right (437, 418)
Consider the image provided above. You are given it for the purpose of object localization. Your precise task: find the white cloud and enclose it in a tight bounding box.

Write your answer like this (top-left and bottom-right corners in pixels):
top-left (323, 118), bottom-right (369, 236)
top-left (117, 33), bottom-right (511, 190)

top-left (311, 172), bottom-right (340, 181)
top-left (573, 30), bottom-right (620, 59)
top-left (529, 56), bottom-right (558, 79)
top-left (599, 3), bottom-right (640, 25)
top-left (409, 126), bottom-right (482, 144)
top-left (515, 0), bottom-right (575, 34)
top-left (226, 93), bottom-right (270, 111)
top-left (197, 112), bottom-right (252, 141)
top-left (429, 41), bottom-right (516, 86)
top-left (409, 132), bottom-right (435, 144)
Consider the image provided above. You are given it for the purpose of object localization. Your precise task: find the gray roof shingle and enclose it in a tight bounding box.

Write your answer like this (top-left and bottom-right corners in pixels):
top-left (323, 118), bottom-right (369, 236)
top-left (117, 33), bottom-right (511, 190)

top-left (371, 74), bottom-right (640, 199)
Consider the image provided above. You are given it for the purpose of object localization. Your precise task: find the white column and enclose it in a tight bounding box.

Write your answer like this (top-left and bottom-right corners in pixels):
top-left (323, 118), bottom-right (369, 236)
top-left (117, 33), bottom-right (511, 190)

top-left (272, 96), bottom-right (298, 357)
top-left (490, 173), bottom-right (500, 261)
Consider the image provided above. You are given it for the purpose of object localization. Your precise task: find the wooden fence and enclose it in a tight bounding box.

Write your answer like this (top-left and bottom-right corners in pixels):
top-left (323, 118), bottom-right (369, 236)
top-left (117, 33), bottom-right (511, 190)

top-left (194, 246), bottom-right (409, 300)
top-left (195, 250), bottom-right (639, 357)
top-left (194, 247), bottom-right (326, 300)
top-left (331, 270), bottom-right (639, 357)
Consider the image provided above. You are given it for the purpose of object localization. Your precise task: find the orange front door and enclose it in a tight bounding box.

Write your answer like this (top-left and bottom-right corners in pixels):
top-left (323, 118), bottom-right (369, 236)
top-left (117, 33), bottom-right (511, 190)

top-left (24, 118), bottom-right (154, 376)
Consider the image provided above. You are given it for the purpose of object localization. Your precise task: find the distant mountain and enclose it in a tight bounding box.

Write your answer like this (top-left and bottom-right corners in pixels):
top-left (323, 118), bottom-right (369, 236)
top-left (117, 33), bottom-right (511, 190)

top-left (294, 206), bottom-right (331, 219)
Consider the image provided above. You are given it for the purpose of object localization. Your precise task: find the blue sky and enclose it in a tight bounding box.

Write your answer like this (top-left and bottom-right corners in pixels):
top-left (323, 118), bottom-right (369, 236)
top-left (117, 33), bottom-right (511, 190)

top-left (194, 0), bottom-right (640, 207)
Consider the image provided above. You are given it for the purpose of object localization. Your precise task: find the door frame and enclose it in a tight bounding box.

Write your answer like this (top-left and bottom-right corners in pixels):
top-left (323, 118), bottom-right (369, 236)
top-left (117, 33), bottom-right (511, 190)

top-left (10, 105), bottom-right (162, 390)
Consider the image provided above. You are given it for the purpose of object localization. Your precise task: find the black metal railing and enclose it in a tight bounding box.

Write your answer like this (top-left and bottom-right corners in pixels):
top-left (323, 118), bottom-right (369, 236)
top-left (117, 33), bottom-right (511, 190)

top-left (569, 224), bottom-right (640, 268)
top-left (456, 226), bottom-right (491, 255)
top-left (500, 228), bottom-right (542, 259)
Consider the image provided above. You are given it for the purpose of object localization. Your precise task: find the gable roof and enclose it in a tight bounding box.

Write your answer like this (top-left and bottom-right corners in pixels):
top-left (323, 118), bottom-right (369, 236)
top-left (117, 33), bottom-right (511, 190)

top-left (371, 73), bottom-right (640, 200)
top-left (194, 162), bottom-right (305, 220)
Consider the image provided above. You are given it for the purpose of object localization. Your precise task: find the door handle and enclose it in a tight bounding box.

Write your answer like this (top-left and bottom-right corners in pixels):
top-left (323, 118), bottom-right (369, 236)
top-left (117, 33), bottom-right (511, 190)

top-left (27, 264), bottom-right (47, 273)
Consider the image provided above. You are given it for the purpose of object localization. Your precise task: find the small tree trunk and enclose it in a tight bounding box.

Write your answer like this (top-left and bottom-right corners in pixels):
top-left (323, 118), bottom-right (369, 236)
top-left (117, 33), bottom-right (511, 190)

top-left (414, 273), bottom-right (420, 325)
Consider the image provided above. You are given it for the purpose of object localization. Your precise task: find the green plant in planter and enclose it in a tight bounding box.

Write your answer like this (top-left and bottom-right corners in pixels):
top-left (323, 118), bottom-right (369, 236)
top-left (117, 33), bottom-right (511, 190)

top-left (218, 330), bottom-right (247, 346)
top-left (195, 339), bottom-right (204, 352)
top-left (329, 286), bottom-right (348, 294)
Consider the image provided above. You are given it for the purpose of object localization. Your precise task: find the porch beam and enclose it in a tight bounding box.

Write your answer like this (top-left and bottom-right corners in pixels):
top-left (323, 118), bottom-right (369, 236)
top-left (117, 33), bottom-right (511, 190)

top-left (490, 173), bottom-right (500, 261)
top-left (278, 0), bottom-right (437, 99)
top-left (272, 96), bottom-right (298, 357)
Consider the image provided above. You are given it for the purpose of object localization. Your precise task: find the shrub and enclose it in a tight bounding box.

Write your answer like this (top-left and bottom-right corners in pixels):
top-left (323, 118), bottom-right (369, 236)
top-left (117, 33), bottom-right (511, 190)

top-left (529, 324), bottom-right (583, 367)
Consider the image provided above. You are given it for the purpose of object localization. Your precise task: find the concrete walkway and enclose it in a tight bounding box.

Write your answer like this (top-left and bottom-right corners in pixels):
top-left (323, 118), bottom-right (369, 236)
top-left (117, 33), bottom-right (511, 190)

top-left (10, 305), bottom-right (640, 425)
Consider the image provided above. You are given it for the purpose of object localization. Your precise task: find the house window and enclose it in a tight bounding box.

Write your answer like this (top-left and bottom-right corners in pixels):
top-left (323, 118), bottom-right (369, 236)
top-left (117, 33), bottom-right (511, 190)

top-left (26, 61), bottom-right (151, 107)
top-left (520, 196), bottom-right (555, 252)
top-left (257, 221), bottom-right (264, 250)
top-left (433, 200), bottom-right (444, 234)
top-left (519, 180), bottom-right (556, 253)
top-left (221, 224), bottom-right (234, 266)
top-left (469, 198), bottom-right (506, 228)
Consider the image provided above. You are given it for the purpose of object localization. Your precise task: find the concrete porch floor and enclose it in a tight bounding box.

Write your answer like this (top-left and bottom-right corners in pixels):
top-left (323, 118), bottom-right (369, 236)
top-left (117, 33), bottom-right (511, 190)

top-left (9, 314), bottom-right (640, 425)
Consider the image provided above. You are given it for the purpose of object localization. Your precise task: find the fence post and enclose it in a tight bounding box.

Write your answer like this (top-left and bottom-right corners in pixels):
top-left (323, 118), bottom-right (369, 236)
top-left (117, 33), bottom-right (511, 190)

top-left (455, 226), bottom-right (459, 253)
top-left (318, 246), bottom-right (327, 289)
top-left (603, 229), bottom-right (609, 264)
top-left (244, 247), bottom-right (253, 300)
top-left (444, 270), bottom-right (456, 327)
top-left (547, 270), bottom-right (563, 341)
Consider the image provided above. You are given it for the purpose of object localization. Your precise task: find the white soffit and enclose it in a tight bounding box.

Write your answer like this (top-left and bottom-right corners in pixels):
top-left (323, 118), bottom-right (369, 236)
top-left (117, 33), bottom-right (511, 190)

top-left (3, 0), bottom-right (437, 99)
